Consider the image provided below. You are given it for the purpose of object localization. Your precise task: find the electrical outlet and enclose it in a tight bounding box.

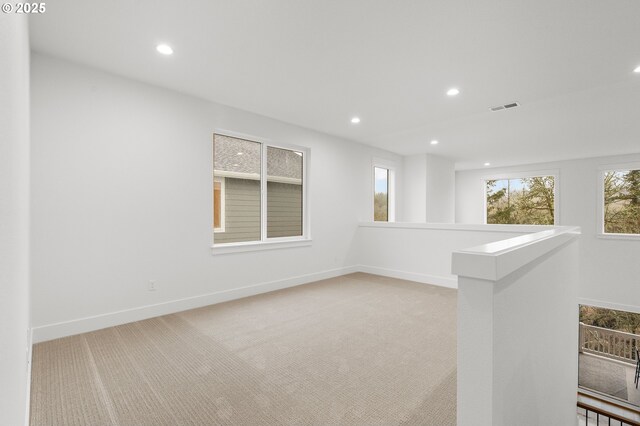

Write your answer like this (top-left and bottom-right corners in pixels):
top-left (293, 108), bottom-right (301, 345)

top-left (148, 280), bottom-right (157, 291)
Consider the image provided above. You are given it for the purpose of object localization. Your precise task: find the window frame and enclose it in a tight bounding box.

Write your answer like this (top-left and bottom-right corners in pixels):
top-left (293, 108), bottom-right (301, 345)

top-left (212, 130), bottom-right (311, 253)
top-left (213, 176), bottom-right (226, 233)
top-left (482, 169), bottom-right (560, 226)
top-left (577, 301), bottom-right (640, 409)
top-left (597, 162), bottom-right (640, 240)
top-left (372, 158), bottom-right (396, 222)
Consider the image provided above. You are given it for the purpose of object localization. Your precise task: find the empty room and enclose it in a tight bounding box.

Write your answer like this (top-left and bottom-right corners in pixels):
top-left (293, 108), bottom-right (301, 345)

top-left (2, 1), bottom-right (640, 425)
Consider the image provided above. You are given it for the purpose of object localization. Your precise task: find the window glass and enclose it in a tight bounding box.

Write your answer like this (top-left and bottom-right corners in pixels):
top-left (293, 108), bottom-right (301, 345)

top-left (374, 167), bottom-right (389, 222)
top-left (578, 304), bottom-right (640, 407)
top-left (267, 147), bottom-right (303, 238)
top-left (485, 176), bottom-right (555, 225)
top-left (213, 134), bottom-right (261, 243)
top-left (603, 169), bottom-right (640, 234)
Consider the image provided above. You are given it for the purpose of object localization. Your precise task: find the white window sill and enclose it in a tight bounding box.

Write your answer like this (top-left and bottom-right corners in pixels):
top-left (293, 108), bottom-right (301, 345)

top-left (211, 238), bottom-right (312, 255)
top-left (596, 233), bottom-right (640, 241)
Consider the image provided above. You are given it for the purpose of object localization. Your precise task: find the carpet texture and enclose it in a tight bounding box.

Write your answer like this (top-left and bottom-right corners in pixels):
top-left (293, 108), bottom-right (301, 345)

top-left (30, 273), bottom-right (457, 425)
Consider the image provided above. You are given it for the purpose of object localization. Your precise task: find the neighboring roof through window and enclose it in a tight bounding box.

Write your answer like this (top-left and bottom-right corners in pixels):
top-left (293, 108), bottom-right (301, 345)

top-left (214, 134), bottom-right (302, 183)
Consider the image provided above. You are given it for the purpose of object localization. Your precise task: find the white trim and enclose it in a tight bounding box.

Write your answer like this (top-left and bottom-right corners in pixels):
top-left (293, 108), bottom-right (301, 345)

top-left (358, 265), bottom-right (458, 289)
top-left (214, 170), bottom-right (260, 181)
top-left (578, 298), bottom-right (640, 315)
top-left (481, 176), bottom-right (489, 225)
top-left (211, 238), bottom-right (312, 255)
top-left (214, 128), bottom-right (272, 145)
top-left (597, 161), bottom-right (640, 172)
top-left (24, 327), bottom-right (32, 426)
top-left (452, 226), bottom-right (580, 281)
top-left (31, 265), bottom-right (357, 343)
top-left (482, 168), bottom-right (560, 181)
top-left (596, 163), bottom-right (640, 238)
top-left (31, 265), bottom-right (463, 343)
top-left (212, 131), bottom-right (310, 246)
top-left (596, 233), bottom-right (640, 241)
top-left (596, 167), bottom-right (605, 236)
top-left (213, 170), bottom-right (301, 185)
top-left (577, 388), bottom-right (640, 423)
top-left (482, 169), bottom-right (560, 225)
top-left (372, 156), bottom-right (398, 170)
top-left (359, 221), bottom-right (554, 233)
top-left (268, 176), bottom-right (302, 185)
top-left (260, 141), bottom-right (267, 241)
top-left (303, 147), bottom-right (311, 240)
top-left (372, 157), bottom-right (396, 222)
top-left (213, 176), bottom-right (225, 233)
top-left (261, 142), bottom-right (311, 240)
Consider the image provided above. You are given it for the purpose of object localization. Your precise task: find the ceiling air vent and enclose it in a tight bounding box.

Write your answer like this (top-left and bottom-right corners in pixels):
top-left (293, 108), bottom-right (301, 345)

top-left (489, 102), bottom-right (520, 112)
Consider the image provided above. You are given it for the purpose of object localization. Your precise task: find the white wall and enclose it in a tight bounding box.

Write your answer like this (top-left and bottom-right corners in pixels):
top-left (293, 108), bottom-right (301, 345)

top-left (30, 53), bottom-right (403, 341)
top-left (456, 154), bottom-right (640, 311)
top-left (402, 154), bottom-right (427, 222)
top-left (426, 154), bottom-right (455, 223)
top-left (402, 153), bottom-right (454, 223)
top-left (356, 223), bottom-right (547, 287)
top-left (0, 14), bottom-right (31, 426)
top-left (492, 241), bottom-right (578, 426)
top-left (455, 230), bottom-right (579, 426)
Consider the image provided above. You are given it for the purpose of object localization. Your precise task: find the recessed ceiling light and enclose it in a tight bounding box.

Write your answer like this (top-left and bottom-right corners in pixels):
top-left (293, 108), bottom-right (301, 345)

top-left (447, 88), bottom-right (460, 96)
top-left (232, 163), bottom-right (239, 167)
top-left (351, 117), bottom-right (361, 124)
top-left (634, 65), bottom-right (640, 73)
top-left (236, 152), bottom-right (243, 156)
top-left (430, 140), bottom-right (439, 145)
top-left (156, 44), bottom-right (173, 55)
top-left (484, 162), bottom-right (491, 167)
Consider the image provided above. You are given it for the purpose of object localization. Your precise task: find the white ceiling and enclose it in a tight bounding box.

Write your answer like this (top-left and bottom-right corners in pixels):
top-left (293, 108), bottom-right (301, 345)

top-left (29, 0), bottom-right (640, 169)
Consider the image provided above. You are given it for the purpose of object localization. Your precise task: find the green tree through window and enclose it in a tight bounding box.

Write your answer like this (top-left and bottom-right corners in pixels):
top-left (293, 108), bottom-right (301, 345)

top-left (374, 167), bottom-right (389, 221)
top-left (486, 176), bottom-right (555, 225)
top-left (604, 169), bottom-right (640, 234)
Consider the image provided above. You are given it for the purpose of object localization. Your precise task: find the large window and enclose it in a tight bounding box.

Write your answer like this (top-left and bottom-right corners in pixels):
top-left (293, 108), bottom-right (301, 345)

top-left (213, 133), bottom-right (307, 245)
top-left (485, 175), bottom-right (556, 225)
top-left (601, 168), bottom-right (640, 235)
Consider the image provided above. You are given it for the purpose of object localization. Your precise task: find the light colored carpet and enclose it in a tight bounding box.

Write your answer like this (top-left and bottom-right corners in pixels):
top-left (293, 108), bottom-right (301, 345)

top-left (30, 273), bottom-right (457, 425)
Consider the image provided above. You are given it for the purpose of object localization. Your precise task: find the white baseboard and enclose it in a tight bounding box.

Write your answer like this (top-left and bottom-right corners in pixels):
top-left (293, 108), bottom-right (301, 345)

top-left (24, 327), bottom-right (32, 426)
top-left (358, 265), bottom-right (458, 289)
top-left (32, 265), bottom-right (359, 343)
top-left (31, 265), bottom-right (456, 343)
